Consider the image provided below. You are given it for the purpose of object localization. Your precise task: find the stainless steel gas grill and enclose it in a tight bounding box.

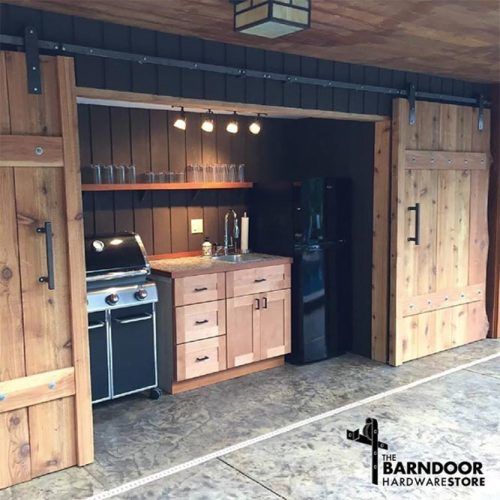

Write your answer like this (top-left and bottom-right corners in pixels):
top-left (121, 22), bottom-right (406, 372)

top-left (85, 233), bottom-right (161, 403)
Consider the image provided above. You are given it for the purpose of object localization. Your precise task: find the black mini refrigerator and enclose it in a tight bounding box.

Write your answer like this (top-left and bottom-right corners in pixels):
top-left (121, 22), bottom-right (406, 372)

top-left (252, 178), bottom-right (352, 363)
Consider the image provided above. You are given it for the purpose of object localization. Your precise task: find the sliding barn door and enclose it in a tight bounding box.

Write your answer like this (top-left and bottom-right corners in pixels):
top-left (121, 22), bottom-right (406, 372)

top-left (0, 51), bottom-right (92, 489)
top-left (390, 99), bottom-right (491, 365)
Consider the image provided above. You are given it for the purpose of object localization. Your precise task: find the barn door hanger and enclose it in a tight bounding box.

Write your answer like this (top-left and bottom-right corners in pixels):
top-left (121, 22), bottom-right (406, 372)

top-left (477, 94), bottom-right (485, 131)
top-left (24, 26), bottom-right (41, 94)
top-left (407, 83), bottom-right (416, 125)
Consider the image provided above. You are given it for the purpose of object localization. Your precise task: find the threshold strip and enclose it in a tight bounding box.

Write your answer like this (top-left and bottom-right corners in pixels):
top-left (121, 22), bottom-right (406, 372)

top-left (88, 351), bottom-right (500, 499)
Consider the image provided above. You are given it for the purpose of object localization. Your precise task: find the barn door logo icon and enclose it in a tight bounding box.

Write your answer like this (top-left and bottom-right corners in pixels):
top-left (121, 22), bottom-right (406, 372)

top-left (347, 417), bottom-right (388, 485)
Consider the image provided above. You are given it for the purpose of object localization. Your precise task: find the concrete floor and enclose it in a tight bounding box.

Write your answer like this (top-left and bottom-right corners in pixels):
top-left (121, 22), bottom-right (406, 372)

top-left (1, 339), bottom-right (499, 499)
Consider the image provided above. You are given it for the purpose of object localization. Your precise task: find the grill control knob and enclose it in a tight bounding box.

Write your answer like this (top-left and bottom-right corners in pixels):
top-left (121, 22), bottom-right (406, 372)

top-left (135, 288), bottom-right (148, 301)
top-left (106, 293), bottom-right (119, 305)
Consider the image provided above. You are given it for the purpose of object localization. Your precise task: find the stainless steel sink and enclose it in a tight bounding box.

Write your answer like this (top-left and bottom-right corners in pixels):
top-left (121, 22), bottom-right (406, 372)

top-left (212, 253), bottom-right (264, 263)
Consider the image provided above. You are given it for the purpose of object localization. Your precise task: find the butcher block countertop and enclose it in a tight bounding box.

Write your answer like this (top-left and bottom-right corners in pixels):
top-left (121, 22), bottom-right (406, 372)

top-left (150, 253), bottom-right (292, 278)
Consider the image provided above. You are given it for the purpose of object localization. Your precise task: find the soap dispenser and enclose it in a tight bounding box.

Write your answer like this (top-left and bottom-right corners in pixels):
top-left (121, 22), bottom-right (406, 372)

top-left (202, 236), bottom-right (212, 257)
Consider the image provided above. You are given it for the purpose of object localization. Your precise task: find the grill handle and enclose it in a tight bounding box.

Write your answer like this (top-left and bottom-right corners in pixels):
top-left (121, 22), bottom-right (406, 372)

top-left (114, 313), bottom-right (153, 324)
top-left (88, 321), bottom-right (106, 330)
top-left (36, 221), bottom-right (55, 290)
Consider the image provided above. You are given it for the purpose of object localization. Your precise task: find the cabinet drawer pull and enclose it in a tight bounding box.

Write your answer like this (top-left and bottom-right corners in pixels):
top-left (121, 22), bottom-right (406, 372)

top-left (88, 321), bottom-right (106, 330)
top-left (114, 313), bottom-right (153, 324)
top-left (255, 298), bottom-right (260, 310)
top-left (254, 278), bottom-right (267, 283)
top-left (195, 319), bottom-right (209, 325)
top-left (196, 355), bottom-right (210, 362)
top-left (194, 287), bottom-right (208, 292)
top-left (263, 297), bottom-right (268, 309)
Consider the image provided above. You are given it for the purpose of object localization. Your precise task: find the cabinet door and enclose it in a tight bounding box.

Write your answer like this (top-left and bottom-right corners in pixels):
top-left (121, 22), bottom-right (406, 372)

top-left (110, 304), bottom-right (157, 397)
top-left (226, 293), bottom-right (261, 368)
top-left (88, 311), bottom-right (110, 403)
top-left (260, 289), bottom-right (291, 359)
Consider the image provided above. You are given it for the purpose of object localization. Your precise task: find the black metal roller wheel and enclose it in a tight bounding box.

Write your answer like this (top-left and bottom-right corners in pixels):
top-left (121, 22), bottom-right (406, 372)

top-left (363, 422), bottom-right (372, 439)
top-left (149, 387), bottom-right (162, 400)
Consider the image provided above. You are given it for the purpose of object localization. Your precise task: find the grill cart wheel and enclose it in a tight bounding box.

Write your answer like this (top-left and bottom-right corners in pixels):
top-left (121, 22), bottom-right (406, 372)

top-left (149, 387), bottom-right (162, 400)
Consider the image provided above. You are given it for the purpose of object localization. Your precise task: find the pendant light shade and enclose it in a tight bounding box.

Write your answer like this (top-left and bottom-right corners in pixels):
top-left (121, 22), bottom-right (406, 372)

top-left (173, 107), bottom-right (187, 130)
top-left (201, 110), bottom-right (215, 133)
top-left (226, 112), bottom-right (239, 134)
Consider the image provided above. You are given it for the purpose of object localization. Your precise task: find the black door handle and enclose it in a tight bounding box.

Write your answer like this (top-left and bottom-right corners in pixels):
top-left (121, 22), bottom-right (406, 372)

top-left (195, 319), bottom-right (209, 325)
top-left (255, 298), bottom-right (260, 310)
top-left (36, 221), bottom-right (55, 290)
top-left (262, 297), bottom-right (268, 309)
top-left (254, 278), bottom-right (267, 283)
top-left (196, 355), bottom-right (209, 362)
top-left (194, 287), bottom-right (208, 292)
top-left (407, 203), bottom-right (420, 246)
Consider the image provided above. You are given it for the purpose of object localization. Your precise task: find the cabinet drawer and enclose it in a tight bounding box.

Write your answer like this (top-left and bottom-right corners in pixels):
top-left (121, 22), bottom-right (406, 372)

top-left (174, 273), bottom-right (225, 306)
top-left (176, 336), bottom-right (227, 381)
top-left (176, 300), bottom-right (226, 344)
top-left (226, 264), bottom-right (291, 297)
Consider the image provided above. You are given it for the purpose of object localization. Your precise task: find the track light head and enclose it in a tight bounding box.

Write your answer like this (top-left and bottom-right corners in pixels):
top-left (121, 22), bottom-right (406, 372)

top-left (173, 107), bottom-right (186, 130)
top-left (226, 112), bottom-right (239, 134)
top-left (249, 114), bottom-right (262, 135)
top-left (201, 110), bottom-right (215, 133)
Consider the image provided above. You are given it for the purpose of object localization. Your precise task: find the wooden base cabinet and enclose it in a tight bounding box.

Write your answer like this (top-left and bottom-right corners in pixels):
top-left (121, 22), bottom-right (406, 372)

top-left (227, 289), bottom-right (291, 368)
top-left (152, 261), bottom-right (291, 393)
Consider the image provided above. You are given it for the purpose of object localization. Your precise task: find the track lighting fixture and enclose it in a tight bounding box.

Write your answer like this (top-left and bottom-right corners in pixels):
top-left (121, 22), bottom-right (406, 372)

top-left (249, 114), bottom-right (262, 135)
top-left (201, 110), bottom-right (215, 133)
top-left (226, 112), bottom-right (239, 134)
top-left (173, 107), bottom-right (187, 130)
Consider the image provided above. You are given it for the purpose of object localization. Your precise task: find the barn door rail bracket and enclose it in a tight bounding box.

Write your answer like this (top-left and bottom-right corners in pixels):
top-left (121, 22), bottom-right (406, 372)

top-left (24, 26), bottom-right (41, 94)
top-left (0, 32), bottom-right (492, 109)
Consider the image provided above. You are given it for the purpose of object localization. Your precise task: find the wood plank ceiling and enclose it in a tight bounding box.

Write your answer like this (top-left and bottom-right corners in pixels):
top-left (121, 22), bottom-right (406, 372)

top-left (7, 0), bottom-right (500, 83)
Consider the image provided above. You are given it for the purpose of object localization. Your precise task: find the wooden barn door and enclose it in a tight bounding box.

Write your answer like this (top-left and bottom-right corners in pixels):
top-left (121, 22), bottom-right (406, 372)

top-left (0, 51), bottom-right (92, 489)
top-left (390, 99), bottom-right (491, 365)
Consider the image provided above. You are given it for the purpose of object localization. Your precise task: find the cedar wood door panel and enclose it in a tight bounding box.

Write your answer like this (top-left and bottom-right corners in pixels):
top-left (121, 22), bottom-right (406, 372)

top-left (390, 99), bottom-right (490, 365)
top-left (0, 51), bottom-right (92, 489)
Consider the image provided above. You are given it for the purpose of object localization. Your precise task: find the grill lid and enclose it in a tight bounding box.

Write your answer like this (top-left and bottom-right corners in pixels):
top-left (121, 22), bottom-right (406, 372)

top-left (85, 232), bottom-right (150, 280)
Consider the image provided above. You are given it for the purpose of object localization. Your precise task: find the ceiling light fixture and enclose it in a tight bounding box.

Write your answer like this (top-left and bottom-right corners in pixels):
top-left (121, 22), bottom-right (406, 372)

top-left (226, 112), bottom-right (239, 134)
top-left (231, 0), bottom-right (311, 39)
top-left (249, 114), bottom-right (262, 135)
top-left (201, 110), bottom-right (215, 133)
top-left (173, 107), bottom-right (187, 130)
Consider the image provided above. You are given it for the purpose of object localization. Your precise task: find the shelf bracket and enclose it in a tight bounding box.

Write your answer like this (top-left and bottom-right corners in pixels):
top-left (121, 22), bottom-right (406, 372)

top-left (407, 83), bottom-right (416, 125)
top-left (24, 26), bottom-right (42, 95)
top-left (477, 94), bottom-right (485, 131)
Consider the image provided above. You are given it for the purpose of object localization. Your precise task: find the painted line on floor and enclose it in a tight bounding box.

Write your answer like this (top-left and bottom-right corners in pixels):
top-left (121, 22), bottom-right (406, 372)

top-left (88, 351), bottom-right (500, 499)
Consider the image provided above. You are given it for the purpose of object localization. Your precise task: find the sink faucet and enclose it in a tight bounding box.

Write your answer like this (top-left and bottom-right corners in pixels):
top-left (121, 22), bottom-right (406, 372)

top-left (224, 209), bottom-right (240, 255)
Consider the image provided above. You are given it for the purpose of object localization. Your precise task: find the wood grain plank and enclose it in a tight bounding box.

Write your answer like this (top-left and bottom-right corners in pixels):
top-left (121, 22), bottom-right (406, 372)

top-left (0, 136), bottom-right (63, 167)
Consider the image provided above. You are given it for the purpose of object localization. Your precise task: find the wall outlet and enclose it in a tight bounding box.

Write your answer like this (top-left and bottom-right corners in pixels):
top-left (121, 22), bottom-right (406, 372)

top-left (190, 218), bottom-right (204, 234)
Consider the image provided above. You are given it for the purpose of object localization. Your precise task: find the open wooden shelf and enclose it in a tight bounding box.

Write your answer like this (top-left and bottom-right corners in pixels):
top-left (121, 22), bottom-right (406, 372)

top-left (81, 182), bottom-right (253, 191)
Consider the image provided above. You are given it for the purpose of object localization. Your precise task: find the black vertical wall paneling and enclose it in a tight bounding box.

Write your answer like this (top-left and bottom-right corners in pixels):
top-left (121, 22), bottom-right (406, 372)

top-left (157, 32), bottom-right (181, 97)
top-left (441, 77), bottom-right (454, 96)
top-left (264, 51), bottom-right (284, 106)
top-left (225, 44), bottom-right (246, 103)
top-left (181, 36), bottom-right (204, 99)
top-left (102, 22), bottom-right (131, 92)
top-left (150, 110), bottom-right (172, 254)
top-left (0, 4), bottom-right (8, 33)
top-left (348, 64), bottom-right (364, 114)
top-left (430, 76), bottom-right (442, 95)
top-left (90, 106), bottom-right (114, 234)
top-left (300, 56), bottom-right (317, 109)
top-left (246, 47), bottom-right (265, 104)
top-left (130, 27), bottom-right (157, 94)
top-left (78, 104), bottom-right (95, 236)
top-left (73, 16), bottom-right (104, 88)
top-left (417, 73), bottom-right (431, 95)
top-left (41, 10), bottom-right (73, 45)
top-left (317, 60), bottom-right (334, 111)
top-left (130, 108), bottom-right (154, 252)
top-left (333, 62), bottom-right (349, 112)
top-left (391, 70), bottom-right (406, 112)
top-left (363, 66), bottom-right (379, 115)
top-left (378, 68), bottom-right (393, 116)
top-left (186, 113), bottom-right (204, 250)
top-left (203, 40), bottom-right (226, 101)
top-left (110, 106), bottom-right (134, 233)
top-left (3, 5), bottom-right (42, 35)
top-left (283, 54), bottom-right (301, 108)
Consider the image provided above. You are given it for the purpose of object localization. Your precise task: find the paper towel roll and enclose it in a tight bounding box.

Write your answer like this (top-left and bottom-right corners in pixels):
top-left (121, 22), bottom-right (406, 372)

top-left (241, 212), bottom-right (249, 253)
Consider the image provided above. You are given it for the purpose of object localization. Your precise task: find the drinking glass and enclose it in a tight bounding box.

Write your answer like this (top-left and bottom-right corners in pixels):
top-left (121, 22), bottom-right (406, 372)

top-left (205, 164), bottom-right (214, 183)
top-left (114, 165), bottom-right (126, 184)
top-left (228, 164), bottom-right (237, 182)
top-left (187, 164), bottom-right (195, 182)
top-left (102, 164), bottom-right (114, 184)
top-left (238, 164), bottom-right (245, 182)
top-left (126, 165), bottom-right (136, 183)
top-left (140, 172), bottom-right (154, 183)
top-left (91, 164), bottom-right (102, 184)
